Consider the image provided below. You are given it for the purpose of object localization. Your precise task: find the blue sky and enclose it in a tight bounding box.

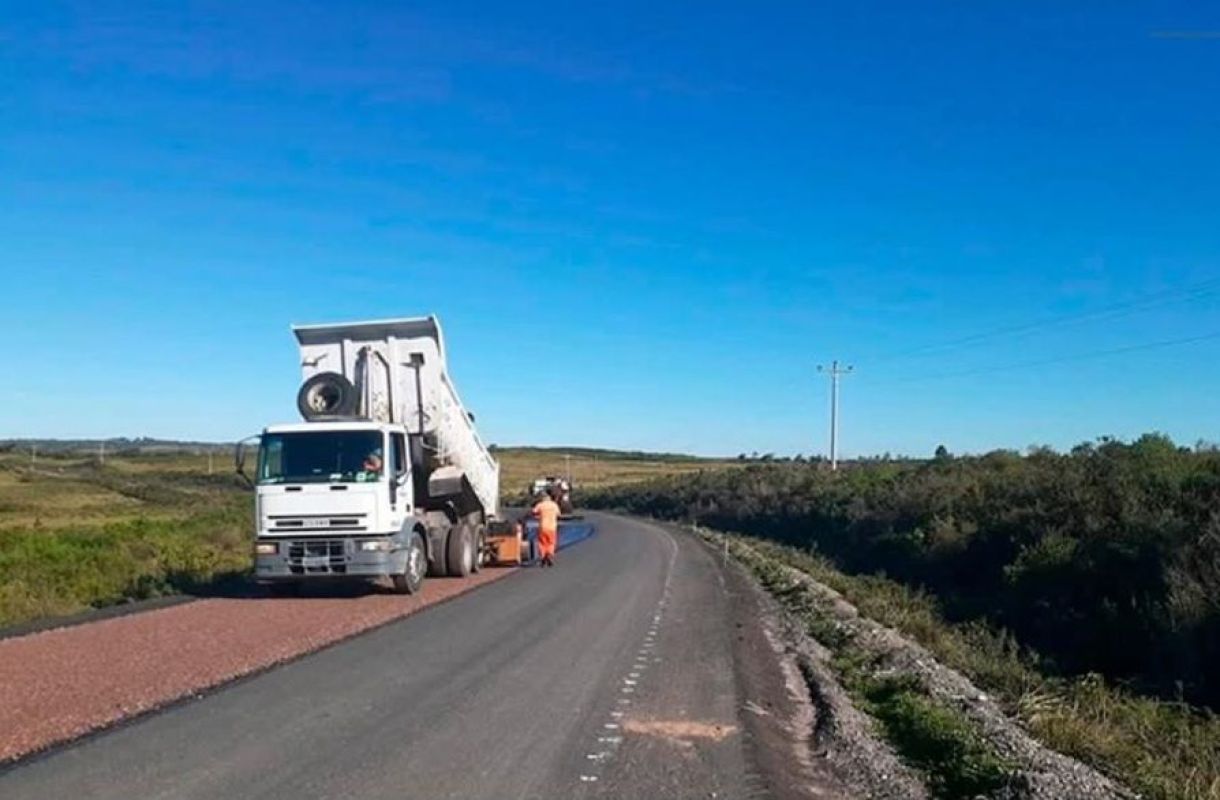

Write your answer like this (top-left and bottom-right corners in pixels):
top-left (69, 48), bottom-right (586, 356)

top-left (2, 2), bottom-right (1218, 456)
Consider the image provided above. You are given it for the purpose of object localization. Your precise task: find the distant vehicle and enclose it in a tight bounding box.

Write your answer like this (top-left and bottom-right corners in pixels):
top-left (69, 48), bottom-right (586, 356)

top-left (238, 316), bottom-right (508, 595)
top-left (529, 476), bottom-right (574, 515)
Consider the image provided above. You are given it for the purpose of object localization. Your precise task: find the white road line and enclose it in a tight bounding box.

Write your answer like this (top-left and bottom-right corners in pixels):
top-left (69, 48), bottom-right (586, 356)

top-left (577, 518), bottom-right (683, 792)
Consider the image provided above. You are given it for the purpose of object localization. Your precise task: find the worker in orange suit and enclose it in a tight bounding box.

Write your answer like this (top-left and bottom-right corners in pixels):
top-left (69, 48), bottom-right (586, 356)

top-left (532, 491), bottom-right (561, 567)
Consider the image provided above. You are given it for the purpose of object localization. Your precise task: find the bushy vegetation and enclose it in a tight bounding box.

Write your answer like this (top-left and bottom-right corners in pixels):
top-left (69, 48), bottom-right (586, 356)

top-left (739, 535), bottom-right (1220, 800)
top-left (0, 454), bottom-right (252, 627)
top-left (860, 676), bottom-right (1013, 798)
top-left (0, 509), bottom-right (250, 624)
top-left (586, 434), bottom-right (1220, 710)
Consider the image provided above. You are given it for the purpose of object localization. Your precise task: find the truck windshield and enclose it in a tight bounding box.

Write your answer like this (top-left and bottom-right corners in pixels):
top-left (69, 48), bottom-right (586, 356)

top-left (258, 430), bottom-right (384, 484)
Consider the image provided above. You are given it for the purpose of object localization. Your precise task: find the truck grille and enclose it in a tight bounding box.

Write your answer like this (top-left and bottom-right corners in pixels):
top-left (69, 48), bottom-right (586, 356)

top-left (269, 513), bottom-right (368, 533)
top-left (287, 539), bottom-right (349, 575)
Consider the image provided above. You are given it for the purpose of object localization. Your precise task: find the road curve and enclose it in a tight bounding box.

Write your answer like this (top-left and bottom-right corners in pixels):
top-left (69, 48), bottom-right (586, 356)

top-left (0, 514), bottom-right (781, 799)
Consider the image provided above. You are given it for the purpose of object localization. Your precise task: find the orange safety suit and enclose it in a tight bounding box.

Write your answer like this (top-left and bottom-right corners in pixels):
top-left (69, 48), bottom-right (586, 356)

top-left (532, 498), bottom-right (561, 562)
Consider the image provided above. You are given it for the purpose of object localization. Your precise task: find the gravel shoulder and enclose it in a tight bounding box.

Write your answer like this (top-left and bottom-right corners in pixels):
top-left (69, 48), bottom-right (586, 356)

top-left (705, 527), bottom-right (1137, 800)
top-left (0, 568), bottom-right (516, 764)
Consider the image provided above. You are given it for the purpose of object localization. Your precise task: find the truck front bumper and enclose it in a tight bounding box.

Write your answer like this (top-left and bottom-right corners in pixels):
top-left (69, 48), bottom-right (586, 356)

top-left (254, 536), bottom-right (408, 581)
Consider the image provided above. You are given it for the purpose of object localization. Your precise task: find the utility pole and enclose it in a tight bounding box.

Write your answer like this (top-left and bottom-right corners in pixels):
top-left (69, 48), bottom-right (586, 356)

top-left (564, 454), bottom-right (572, 484)
top-left (99, 440), bottom-right (105, 465)
top-left (817, 360), bottom-right (853, 471)
top-left (208, 450), bottom-right (214, 475)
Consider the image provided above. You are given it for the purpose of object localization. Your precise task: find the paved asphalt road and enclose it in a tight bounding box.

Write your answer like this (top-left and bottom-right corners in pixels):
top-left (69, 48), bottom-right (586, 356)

top-left (0, 513), bottom-right (777, 800)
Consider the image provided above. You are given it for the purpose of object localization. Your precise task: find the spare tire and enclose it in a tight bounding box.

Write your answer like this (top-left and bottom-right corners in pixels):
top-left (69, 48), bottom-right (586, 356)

top-left (297, 372), bottom-right (358, 419)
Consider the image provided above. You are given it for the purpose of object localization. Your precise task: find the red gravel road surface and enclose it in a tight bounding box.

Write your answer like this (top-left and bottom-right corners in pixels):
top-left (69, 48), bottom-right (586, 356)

top-left (0, 568), bottom-right (512, 763)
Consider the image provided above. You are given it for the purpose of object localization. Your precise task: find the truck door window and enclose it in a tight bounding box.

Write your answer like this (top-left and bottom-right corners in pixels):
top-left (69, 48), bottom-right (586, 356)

top-left (391, 433), bottom-right (407, 477)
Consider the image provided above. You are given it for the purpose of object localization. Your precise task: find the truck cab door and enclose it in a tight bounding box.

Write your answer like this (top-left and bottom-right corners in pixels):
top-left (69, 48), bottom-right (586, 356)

top-left (388, 432), bottom-right (411, 528)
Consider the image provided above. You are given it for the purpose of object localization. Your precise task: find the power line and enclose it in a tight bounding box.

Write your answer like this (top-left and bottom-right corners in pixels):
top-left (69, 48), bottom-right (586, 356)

top-left (870, 276), bottom-right (1220, 364)
top-left (891, 330), bottom-right (1220, 383)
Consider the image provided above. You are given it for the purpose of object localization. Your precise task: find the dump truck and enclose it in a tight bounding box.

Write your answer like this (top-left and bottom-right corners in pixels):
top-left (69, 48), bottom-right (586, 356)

top-left (239, 316), bottom-right (506, 594)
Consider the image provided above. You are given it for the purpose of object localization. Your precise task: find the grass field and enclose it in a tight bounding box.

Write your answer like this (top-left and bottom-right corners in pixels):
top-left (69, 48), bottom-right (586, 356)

top-left (0, 444), bottom-right (722, 627)
top-left (495, 446), bottom-right (733, 500)
top-left (0, 452), bottom-right (235, 529)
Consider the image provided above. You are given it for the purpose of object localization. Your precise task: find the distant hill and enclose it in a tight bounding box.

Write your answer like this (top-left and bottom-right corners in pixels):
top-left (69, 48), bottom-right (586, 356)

top-left (489, 445), bottom-right (722, 463)
top-left (0, 438), bottom-right (231, 454)
top-left (0, 438), bottom-right (725, 462)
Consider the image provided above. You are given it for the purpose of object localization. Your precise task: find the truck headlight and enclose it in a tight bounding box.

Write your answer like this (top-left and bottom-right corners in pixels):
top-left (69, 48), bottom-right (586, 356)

top-left (255, 542), bottom-right (278, 555)
top-left (360, 539), bottom-right (393, 552)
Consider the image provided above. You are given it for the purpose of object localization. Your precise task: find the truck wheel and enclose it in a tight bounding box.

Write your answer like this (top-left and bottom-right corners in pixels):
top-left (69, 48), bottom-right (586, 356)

top-left (297, 372), bottom-right (358, 419)
top-left (471, 525), bottom-right (486, 573)
top-left (447, 524), bottom-right (475, 577)
top-left (427, 531), bottom-right (449, 577)
top-left (392, 532), bottom-right (426, 594)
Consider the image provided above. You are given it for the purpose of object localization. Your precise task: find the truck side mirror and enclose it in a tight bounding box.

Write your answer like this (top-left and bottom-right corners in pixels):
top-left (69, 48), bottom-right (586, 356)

top-left (234, 435), bottom-right (260, 489)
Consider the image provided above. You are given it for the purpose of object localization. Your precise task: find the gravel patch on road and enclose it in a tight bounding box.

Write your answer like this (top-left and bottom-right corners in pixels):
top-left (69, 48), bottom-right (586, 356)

top-left (0, 569), bottom-right (512, 764)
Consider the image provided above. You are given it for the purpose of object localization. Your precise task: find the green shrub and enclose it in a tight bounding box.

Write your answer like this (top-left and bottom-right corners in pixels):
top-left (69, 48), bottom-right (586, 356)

top-left (0, 504), bottom-right (251, 626)
top-left (586, 434), bottom-right (1220, 709)
top-left (741, 536), bottom-right (1220, 800)
top-left (860, 676), bottom-right (1013, 799)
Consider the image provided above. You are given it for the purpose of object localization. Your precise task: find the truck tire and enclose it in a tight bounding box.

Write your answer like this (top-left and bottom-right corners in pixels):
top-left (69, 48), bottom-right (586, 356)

top-left (427, 527), bottom-right (449, 577)
top-left (392, 532), bottom-right (426, 594)
top-left (446, 523), bottom-right (475, 577)
top-left (297, 372), bottom-right (358, 419)
top-left (471, 524), bottom-right (485, 573)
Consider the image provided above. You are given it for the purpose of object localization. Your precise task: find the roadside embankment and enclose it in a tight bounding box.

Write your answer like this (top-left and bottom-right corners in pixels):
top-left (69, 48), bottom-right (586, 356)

top-left (694, 526), bottom-right (1218, 800)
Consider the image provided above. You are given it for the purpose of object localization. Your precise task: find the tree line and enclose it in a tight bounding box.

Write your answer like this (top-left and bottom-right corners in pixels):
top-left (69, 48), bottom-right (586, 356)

top-left (585, 434), bottom-right (1220, 710)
